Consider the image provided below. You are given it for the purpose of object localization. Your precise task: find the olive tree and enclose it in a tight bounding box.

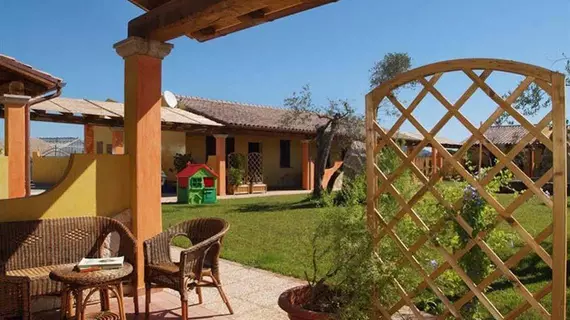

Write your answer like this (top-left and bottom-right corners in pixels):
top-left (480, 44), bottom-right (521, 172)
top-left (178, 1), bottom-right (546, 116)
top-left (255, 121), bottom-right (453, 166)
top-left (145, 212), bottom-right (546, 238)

top-left (282, 85), bottom-right (360, 198)
top-left (282, 53), bottom-right (413, 199)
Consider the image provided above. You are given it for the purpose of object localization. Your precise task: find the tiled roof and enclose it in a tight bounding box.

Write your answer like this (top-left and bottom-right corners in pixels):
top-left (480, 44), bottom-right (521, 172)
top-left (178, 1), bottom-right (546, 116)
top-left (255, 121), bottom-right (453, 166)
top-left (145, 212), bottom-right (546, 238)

top-left (177, 95), bottom-right (463, 147)
top-left (0, 54), bottom-right (63, 91)
top-left (177, 95), bottom-right (327, 133)
top-left (479, 125), bottom-right (532, 145)
top-left (397, 131), bottom-right (462, 147)
top-left (461, 125), bottom-right (554, 146)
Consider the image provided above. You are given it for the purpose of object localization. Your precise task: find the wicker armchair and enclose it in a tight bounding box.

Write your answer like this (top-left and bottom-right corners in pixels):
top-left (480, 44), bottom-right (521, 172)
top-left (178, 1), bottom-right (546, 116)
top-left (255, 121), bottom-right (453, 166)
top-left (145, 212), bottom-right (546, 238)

top-left (0, 216), bottom-right (138, 319)
top-left (144, 218), bottom-right (233, 320)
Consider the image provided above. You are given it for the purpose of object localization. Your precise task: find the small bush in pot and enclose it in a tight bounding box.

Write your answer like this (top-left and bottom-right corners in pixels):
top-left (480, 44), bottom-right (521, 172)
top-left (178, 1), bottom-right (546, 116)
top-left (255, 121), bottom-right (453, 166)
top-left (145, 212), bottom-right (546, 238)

top-left (278, 205), bottom-right (401, 320)
top-left (279, 147), bottom-right (416, 320)
top-left (228, 167), bottom-right (245, 186)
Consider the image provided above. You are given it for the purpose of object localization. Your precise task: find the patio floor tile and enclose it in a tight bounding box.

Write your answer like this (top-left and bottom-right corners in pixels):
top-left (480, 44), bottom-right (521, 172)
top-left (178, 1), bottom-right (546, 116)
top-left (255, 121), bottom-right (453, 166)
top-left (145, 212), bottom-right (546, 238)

top-left (35, 259), bottom-right (298, 320)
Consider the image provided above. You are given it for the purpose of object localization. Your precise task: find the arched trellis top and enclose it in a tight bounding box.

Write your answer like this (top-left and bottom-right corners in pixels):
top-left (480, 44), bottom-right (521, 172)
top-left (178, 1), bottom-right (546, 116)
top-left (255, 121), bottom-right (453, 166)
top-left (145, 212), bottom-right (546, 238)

top-left (366, 58), bottom-right (564, 106)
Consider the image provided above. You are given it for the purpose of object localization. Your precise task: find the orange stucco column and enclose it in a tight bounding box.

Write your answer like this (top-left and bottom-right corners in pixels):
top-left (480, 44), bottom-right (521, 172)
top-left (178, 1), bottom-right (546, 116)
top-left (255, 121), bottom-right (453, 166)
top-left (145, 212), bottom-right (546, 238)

top-left (528, 146), bottom-right (535, 178)
top-left (1, 94), bottom-right (31, 198)
top-left (214, 134), bottom-right (227, 196)
top-left (84, 124), bottom-right (94, 154)
top-left (112, 129), bottom-right (124, 155)
top-left (309, 159), bottom-right (315, 190)
top-left (115, 37), bottom-right (173, 288)
top-left (301, 140), bottom-right (311, 190)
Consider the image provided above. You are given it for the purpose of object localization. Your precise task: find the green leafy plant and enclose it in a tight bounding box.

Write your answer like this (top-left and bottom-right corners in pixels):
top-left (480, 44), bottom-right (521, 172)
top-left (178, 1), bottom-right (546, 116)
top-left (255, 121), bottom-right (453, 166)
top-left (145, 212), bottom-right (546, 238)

top-left (334, 174), bottom-right (366, 206)
top-left (298, 145), bottom-right (413, 319)
top-left (172, 153), bottom-right (195, 173)
top-left (228, 153), bottom-right (247, 186)
top-left (405, 164), bottom-right (515, 319)
top-left (228, 167), bottom-right (245, 186)
top-left (302, 205), bottom-right (400, 319)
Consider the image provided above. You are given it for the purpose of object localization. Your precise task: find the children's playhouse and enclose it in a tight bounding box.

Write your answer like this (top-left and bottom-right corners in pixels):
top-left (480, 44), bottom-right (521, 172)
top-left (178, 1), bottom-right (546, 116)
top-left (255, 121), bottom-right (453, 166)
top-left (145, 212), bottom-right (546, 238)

top-left (176, 164), bottom-right (218, 204)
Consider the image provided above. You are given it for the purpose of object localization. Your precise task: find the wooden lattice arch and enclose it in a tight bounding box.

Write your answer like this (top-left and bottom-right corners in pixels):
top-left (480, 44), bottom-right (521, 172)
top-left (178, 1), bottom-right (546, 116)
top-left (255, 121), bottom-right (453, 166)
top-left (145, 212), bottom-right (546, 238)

top-left (365, 59), bottom-right (567, 319)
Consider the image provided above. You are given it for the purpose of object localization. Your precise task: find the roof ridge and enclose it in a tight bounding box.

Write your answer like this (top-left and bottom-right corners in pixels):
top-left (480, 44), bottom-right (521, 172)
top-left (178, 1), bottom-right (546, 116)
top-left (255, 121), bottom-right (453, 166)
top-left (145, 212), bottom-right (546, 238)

top-left (177, 94), bottom-right (286, 112)
top-left (489, 124), bottom-right (524, 128)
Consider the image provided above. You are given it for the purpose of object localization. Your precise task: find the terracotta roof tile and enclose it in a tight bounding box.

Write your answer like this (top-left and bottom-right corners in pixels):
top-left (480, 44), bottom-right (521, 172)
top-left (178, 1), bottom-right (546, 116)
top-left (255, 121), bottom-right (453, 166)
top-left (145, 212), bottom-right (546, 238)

top-left (177, 95), bottom-right (463, 147)
top-left (0, 54), bottom-right (63, 91)
top-left (482, 125), bottom-right (531, 145)
top-left (461, 125), bottom-right (539, 145)
top-left (177, 95), bottom-right (326, 133)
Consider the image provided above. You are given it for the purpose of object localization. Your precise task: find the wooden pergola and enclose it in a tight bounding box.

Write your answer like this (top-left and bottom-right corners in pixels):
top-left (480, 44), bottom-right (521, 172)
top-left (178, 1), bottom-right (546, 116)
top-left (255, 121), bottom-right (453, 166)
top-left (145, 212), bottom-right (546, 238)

top-left (115, 0), bottom-right (338, 289)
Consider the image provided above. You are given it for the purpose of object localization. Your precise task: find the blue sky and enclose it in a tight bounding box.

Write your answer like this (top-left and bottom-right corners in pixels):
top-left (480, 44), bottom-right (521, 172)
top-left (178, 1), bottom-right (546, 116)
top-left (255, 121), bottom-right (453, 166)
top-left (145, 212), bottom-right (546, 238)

top-left (0, 0), bottom-right (569, 141)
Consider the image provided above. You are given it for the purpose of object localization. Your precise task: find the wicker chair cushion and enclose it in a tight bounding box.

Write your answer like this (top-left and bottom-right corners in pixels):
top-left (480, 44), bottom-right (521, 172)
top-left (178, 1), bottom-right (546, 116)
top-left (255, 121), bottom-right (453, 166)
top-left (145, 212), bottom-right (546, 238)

top-left (147, 262), bottom-right (181, 275)
top-left (6, 264), bottom-right (75, 296)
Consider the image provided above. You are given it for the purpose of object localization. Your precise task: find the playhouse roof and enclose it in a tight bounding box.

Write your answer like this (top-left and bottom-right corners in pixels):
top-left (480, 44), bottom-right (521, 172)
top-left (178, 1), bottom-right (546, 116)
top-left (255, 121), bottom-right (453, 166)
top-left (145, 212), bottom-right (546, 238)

top-left (176, 164), bottom-right (218, 179)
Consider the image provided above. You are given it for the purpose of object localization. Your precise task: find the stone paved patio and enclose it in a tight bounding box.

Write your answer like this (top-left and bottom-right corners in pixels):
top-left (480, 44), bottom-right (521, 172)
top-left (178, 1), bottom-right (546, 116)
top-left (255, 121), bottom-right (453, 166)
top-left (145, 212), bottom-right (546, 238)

top-left (37, 259), bottom-right (303, 319)
top-left (35, 248), bottom-right (427, 319)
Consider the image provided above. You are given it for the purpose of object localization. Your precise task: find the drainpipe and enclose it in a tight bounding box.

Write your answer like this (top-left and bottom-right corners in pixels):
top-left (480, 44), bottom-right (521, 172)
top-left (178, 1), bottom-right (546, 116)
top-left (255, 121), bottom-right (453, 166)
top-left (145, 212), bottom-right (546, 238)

top-left (24, 83), bottom-right (65, 196)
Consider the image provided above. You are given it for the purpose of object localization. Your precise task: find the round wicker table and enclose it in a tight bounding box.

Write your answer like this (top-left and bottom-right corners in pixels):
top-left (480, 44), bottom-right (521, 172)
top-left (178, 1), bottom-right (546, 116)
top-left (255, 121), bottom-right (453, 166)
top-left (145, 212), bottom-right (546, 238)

top-left (50, 263), bottom-right (133, 320)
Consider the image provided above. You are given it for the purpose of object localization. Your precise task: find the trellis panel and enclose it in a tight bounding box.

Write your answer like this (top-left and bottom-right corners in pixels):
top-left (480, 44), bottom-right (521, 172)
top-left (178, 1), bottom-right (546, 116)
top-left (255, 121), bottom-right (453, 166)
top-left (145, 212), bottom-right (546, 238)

top-left (365, 59), bottom-right (567, 319)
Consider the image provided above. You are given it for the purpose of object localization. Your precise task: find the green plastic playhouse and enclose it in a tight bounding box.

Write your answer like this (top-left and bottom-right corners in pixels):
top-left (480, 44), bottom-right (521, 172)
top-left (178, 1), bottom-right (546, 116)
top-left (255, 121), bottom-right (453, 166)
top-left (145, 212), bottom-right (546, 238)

top-left (176, 164), bottom-right (218, 204)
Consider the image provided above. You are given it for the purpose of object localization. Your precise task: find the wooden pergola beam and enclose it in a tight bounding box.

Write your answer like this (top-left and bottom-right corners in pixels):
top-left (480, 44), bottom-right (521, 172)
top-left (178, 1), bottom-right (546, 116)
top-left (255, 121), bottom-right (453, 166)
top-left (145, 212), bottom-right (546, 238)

top-left (195, 0), bottom-right (337, 42)
top-left (128, 0), bottom-right (337, 42)
top-left (128, 0), bottom-right (229, 41)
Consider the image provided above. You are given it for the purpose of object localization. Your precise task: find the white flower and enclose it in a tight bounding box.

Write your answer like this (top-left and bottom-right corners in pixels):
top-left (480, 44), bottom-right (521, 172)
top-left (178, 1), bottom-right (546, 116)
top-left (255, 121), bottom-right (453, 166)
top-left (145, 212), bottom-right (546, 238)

top-left (429, 260), bottom-right (438, 269)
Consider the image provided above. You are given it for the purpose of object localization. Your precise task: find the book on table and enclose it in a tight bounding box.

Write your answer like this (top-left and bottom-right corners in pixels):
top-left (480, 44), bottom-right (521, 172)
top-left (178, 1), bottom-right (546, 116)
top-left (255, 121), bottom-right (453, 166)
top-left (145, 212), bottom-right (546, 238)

top-left (77, 256), bottom-right (124, 272)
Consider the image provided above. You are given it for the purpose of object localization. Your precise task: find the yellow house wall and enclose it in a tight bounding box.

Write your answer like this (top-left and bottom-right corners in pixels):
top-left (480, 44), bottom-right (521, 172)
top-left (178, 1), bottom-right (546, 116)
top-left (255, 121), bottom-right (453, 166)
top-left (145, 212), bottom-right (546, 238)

top-left (161, 130), bottom-right (186, 181)
top-left (186, 134), bottom-right (207, 164)
top-left (186, 134), bottom-right (315, 189)
top-left (234, 135), bottom-right (304, 188)
top-left (0, 154), bottom-right (130, 222)
top-left (0, 156), bottom-right (8, 200)
top-left (93, 126), bottom-right (113, 153)
top-left (94, 126), bottom-right (186, 182)
top-left (32, 153), bottom-right (71, 185)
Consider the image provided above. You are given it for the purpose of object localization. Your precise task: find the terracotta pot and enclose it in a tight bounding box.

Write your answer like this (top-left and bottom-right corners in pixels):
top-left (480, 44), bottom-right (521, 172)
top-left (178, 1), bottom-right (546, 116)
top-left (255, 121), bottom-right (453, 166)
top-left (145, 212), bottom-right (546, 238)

top-left (278, 285), bottom-right (335, 320)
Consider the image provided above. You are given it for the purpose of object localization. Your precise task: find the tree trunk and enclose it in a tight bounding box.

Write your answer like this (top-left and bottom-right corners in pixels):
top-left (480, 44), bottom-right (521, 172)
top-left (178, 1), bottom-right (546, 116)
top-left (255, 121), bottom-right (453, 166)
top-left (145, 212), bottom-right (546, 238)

top-left (312, 122), bottom-right (338, 198)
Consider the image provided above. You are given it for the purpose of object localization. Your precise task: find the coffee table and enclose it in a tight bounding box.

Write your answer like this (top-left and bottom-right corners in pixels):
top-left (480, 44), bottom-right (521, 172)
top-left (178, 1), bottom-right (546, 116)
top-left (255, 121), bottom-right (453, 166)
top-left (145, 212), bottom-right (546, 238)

top-left (50, 263), bottom-right (133, 320)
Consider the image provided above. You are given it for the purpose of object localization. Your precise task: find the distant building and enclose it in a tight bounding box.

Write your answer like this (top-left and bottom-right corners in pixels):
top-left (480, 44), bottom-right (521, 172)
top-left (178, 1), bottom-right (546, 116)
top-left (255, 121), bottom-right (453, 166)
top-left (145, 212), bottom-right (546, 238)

top-left (38, 137), bottom-right (84, 157)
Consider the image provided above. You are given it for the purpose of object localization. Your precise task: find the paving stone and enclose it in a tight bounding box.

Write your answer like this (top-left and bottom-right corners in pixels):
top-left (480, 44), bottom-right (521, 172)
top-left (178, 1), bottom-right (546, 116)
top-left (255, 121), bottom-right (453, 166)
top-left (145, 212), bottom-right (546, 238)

top-left (230, 306), bottom-right (289, 320)
top-left (241, 288), bottom-right (285, 308)
top-left (206, 297), bottom-right (261, 316)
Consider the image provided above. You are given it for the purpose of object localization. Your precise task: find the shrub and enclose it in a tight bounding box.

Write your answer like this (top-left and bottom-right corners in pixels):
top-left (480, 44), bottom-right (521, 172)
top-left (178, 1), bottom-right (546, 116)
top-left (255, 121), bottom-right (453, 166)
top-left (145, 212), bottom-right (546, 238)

top-left (173, 153), bottom-right (195, 172)
top-left (228, 167), bottom-right (245, 185)
top-left (335, 174), bottom-right (367, 206)
top-left (304, 205), bottom-right (400, 320)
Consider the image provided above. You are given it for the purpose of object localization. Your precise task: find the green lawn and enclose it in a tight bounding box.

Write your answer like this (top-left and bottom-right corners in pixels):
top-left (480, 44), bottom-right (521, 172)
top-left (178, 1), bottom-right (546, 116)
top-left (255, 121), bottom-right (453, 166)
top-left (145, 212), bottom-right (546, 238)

top-left (162, 194), bottom-right (324, 278)
top-left (162, 193), bottom-right (567, 319)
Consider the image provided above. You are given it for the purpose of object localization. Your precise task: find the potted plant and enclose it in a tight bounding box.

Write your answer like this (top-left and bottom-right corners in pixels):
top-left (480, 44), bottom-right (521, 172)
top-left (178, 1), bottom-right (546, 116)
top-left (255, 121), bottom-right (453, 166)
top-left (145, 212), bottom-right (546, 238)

top-left (278, 204), bottom-right (399, 320)
top-left (227, 153), bottom-right (249, 195)
top-left (227, 167), bottom-right (249, 195)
